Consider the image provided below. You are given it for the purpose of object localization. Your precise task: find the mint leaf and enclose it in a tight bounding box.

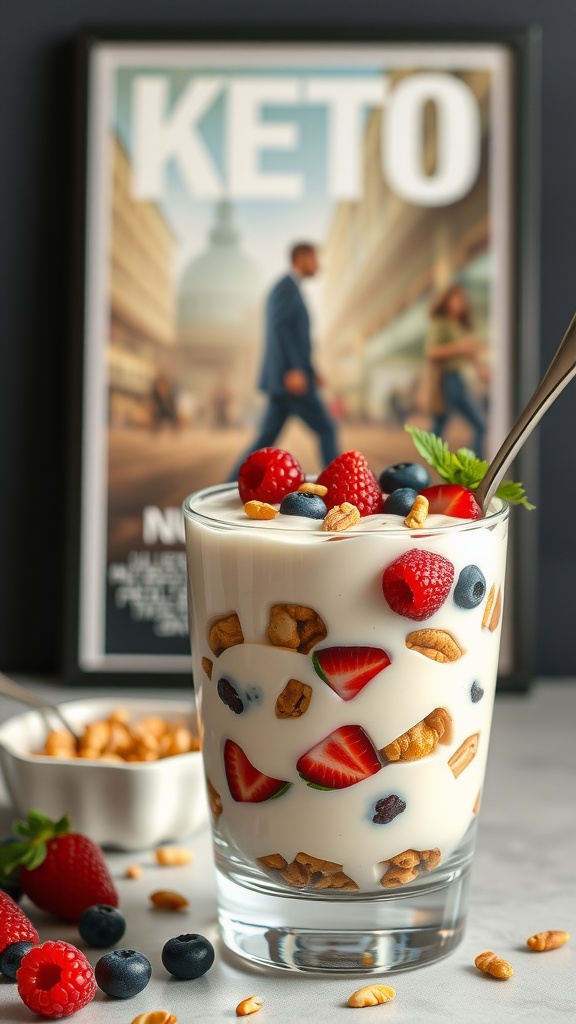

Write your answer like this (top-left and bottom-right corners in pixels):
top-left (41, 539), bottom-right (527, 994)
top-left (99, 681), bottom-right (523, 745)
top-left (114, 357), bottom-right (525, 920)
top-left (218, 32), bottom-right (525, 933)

top-left (405, 425), bottom-right (489, 488)
top-left (449, 448), bottom-right (489, 489)
top-left (405, 425), bottom-right (535, 509)
top-left (495, 480), bottom-right (536, 510)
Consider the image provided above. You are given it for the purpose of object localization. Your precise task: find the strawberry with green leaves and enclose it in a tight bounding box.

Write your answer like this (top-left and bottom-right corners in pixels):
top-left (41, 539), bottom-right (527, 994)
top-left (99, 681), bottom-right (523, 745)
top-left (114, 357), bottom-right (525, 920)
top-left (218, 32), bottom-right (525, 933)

top-left (0, 810), bottom-right (118, 924)
top-left (405, 425), bottom-right (535, 515)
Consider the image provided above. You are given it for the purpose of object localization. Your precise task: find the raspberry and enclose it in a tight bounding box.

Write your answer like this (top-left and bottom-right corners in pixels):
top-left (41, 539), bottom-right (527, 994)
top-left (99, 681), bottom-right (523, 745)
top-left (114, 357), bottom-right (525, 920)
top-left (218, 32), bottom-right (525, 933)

top-left (317, 451), bottom-right (383, 516)
top-left (382, 549), bottom-right (454, 621)
top-left (238, 447), bottom-right (304, 504)
top-left (0, 889), bottom-right (39, 955)
top-left (17, 940), bottom-right (96, 1019)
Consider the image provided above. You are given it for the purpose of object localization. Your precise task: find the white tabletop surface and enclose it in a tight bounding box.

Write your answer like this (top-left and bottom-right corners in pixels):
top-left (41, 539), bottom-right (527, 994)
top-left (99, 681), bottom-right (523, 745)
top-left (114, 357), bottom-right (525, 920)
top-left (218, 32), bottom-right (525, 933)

top-left (0, 676), bottom-right (574, 1023)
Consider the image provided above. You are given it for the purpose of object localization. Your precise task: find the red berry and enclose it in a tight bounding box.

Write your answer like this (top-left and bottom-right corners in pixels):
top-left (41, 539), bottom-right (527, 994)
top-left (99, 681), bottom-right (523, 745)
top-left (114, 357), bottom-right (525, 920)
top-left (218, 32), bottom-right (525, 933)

top-left (5, 812), bottom-right (118, 924)
top-left (0, 890), bottom-right (39, 955)
top-left (420, 484), bottom-right (482, 519)
top-left (238, 447), bottom-right (304, 504)
top-left (224, 739), bottom-right (291, 802)
top-left (20, 831), bottom-right (118, 924)
top-left (17, 940), bottom-right (96, 1019)
top-left (317, 451), bottom-right (383, 516)
top-left (312, 646), bottom-right (391, 701)
top-left (297, 724), bottom-right (382, 790)
top-left (382, 549), bottom-right (454, 621)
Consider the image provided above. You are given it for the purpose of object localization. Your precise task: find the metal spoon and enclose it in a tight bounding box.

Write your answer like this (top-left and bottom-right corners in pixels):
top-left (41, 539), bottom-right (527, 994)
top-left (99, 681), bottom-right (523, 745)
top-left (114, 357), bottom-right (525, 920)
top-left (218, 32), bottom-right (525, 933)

top-left (475, 310), bottom-right (576, 511)
top-left (0, 672), bottom-right (82, 741)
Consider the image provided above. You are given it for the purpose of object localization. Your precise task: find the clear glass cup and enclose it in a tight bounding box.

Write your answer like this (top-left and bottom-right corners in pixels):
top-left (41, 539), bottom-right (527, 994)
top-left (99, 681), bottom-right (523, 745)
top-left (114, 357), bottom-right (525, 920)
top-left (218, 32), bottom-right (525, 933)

top-left (183, 484), bottom-right (509, 973)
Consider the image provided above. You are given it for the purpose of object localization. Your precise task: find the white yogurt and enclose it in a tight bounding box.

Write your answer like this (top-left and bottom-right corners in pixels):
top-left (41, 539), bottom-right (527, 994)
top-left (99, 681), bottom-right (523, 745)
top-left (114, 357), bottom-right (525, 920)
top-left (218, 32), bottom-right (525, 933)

top-left (184, 484), bottom-right (508, 894)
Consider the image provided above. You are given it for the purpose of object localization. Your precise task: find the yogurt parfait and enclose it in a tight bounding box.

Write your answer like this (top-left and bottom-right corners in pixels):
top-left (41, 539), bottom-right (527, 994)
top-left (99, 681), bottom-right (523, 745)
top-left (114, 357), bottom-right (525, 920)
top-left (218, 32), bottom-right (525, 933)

top-left (183, 439), bottom-right (512, 972)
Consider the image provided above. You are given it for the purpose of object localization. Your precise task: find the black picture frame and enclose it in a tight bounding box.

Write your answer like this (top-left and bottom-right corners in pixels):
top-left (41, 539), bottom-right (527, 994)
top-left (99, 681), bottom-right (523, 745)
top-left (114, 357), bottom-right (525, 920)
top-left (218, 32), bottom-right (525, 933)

top-left (64, 25), bottom-right (541, 690)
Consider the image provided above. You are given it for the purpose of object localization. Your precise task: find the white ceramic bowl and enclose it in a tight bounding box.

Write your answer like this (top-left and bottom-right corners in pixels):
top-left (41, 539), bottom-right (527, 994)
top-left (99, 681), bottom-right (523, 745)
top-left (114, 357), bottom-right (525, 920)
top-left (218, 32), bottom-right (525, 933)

top-left (0, 697), bottom-right (207, 850)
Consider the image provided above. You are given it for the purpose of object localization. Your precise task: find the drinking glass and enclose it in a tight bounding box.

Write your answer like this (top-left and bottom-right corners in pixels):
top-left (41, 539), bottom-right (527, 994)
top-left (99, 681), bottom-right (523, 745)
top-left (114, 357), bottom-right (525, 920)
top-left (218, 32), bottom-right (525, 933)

top-left (184, 484), bottom-right (509, 973)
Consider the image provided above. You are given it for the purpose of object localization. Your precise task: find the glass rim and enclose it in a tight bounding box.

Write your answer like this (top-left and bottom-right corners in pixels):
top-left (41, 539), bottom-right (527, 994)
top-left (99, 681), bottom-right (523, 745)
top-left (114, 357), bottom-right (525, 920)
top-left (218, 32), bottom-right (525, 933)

top-left (183, 482), bottom-right (509, 536)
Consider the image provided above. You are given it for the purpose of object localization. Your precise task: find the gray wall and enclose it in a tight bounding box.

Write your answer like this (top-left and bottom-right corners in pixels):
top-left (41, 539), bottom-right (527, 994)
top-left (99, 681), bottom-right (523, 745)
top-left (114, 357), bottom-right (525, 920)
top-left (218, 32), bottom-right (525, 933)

top-left (1, 0), bottom-right (575, 678)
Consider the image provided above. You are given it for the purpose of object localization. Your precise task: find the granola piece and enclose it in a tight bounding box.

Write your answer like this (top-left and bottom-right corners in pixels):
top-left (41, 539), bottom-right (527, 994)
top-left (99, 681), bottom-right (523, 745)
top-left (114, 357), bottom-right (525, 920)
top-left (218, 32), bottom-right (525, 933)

top-left (419, 848), bottom-right (442, 871)
top-left (390, 849), bottom-right (421, 870)
top-left (267, 604), bottom-right (327, 653)
top-left (275, 678), bottom-right (313, 718)
top-left (322, 502), bottom-right (361, 532)
top-left (405, 628), bottom-right (463, 663)
top-left (155, 846), bottom-right (193, 866)
top-left (489, 585), bottom-right (502, 631)
top-left (380, 864), bottom-right (419, 888)
top-left (281, 859), bottom-right (312, 888)
top-left (448, 733), bottom-right (480, 778)
top-left (201, 656), bottom-right (213, 679)
top-left (323, 871), bottom-right (359, 891)
top-left (298, 481), bottom-right (328, 496)
top-left (236, 996), bottom-right (263, 1016)
top-left (295, 851), bottom-right (342, 875)
top-left (149, 890), bottom-right (189, 910)
top-left (475, 951), bottom-right (514, 978)
top-left (404, 494), bottom-right (429, 529)
top-left (482, 584), bottom-right (496, 628)
top-left (258, 853), bottom-right (288, 871)
top-left (206, 778), bottom-right (223, 820)
top-left (244, 500), bottom-right (279, 520)
top-left (380, 707), bottom-right (453, 763)
top-left (380, 847), bottom-right (441, 888)
top-left (208, 613), bottom-right (244, 656)
top-left (526, 930), bottom-right (570, 952)
top-left (259, 847), bottom-right (359, 891)
top-left (347, 985), bottom-right (395, 1007)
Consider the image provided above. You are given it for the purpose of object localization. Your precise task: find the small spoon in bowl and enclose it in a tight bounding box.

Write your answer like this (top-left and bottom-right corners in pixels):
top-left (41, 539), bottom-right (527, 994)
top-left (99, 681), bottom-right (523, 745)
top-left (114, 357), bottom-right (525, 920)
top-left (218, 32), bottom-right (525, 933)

top-left (475, 311), bottom-right (576, 511)
top-left (0, 672), bottom-right (82, 742)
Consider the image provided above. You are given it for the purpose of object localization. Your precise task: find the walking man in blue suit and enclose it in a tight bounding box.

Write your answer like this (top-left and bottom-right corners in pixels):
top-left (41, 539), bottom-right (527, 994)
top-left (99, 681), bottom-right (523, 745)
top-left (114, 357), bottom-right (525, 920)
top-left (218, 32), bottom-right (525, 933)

top-left (229, 242), bottom-right (339, 478)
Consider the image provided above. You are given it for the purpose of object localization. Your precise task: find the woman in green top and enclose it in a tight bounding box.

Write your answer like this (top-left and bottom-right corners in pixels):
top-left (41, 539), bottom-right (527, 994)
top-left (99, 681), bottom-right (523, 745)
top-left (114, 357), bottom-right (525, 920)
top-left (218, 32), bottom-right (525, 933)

top-left (426, 284), bottom-right (487, 458)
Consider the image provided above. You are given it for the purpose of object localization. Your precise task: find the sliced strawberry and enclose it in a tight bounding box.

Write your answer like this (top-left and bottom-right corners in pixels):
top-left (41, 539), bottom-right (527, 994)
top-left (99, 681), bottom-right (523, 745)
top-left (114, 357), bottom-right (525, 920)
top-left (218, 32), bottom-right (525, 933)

top-left (297, 724), bottom-right (382, 789)
top-left (224, 739), bottom-right (291, 803)
top-left (312, 646), bottom-right (391, 701)
top-left (420, 484), bottom-right (482, 520)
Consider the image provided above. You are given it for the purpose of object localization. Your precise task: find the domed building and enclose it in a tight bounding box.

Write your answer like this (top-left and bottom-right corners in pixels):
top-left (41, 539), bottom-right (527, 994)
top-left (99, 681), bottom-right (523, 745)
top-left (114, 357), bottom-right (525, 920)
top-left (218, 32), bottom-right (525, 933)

top-left (177, 201), bottom-right (265, 426)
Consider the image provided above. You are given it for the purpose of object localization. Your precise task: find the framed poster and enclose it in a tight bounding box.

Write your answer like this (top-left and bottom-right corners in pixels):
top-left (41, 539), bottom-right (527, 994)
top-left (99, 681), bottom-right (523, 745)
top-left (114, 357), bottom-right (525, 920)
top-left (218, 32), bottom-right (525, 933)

top-left (65, 27), bottom-right (540, 688)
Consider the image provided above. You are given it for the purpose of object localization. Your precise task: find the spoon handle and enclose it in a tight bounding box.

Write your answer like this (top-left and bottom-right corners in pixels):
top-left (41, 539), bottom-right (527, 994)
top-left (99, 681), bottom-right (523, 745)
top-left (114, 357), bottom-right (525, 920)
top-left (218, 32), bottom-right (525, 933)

top-left (0, 672), bottom-right (80, 739)
top-left (476, 311), bottom-right (576, 511)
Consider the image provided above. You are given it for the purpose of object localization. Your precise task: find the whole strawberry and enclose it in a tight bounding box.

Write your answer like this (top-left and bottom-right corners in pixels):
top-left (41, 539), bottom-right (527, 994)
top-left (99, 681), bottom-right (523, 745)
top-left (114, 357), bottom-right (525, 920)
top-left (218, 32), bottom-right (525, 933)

top-left (0, 810), bottom-right (118, 924)
top-left (317, 450), bottom-right (383, 517)
top-left (0, 889), bottom-right (39, 955)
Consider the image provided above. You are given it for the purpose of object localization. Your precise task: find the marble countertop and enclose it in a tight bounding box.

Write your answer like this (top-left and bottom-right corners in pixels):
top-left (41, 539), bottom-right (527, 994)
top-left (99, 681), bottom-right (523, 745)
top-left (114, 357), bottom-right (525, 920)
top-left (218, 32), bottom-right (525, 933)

top-left (0, 677), bottom-right (574, 1022)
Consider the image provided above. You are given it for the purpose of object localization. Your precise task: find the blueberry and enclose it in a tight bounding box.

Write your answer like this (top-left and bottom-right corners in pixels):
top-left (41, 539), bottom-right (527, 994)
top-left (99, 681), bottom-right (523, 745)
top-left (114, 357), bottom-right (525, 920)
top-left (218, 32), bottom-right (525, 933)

top-left (383, 487), bottom-right (418, 517)
top-left (0, 941), bottom-right (34, 981)
top-left (454, 565), bottom-right (486, 609)
top-left (95, 948), bottom-right (151, 998)
top-left (78, 904), bottom-right (126, 948)
top-left (217, 677), bottom-right (244, 714)
top-left (244, 684), bottom-right (264, 707)
top-left (379, 462), bottom-right (430, 493)
top-left (372, 794), bottom-right (406, 824)
top-left (279, 491), bottom-right (327, 519)
top-left (161, 932), bottom-right (215, 980)
top-left (471, 681), bottom-right (484, 703)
